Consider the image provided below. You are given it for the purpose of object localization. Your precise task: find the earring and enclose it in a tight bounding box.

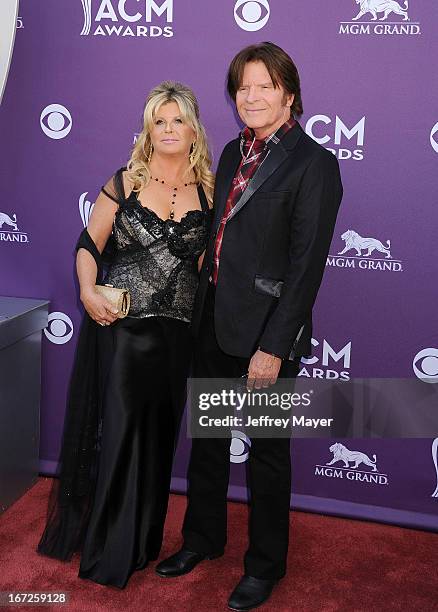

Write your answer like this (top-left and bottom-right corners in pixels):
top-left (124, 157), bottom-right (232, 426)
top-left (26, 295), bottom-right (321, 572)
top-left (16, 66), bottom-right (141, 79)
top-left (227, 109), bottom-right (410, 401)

top-left (189, 142), bottom-right (196, 165)
top-left (146, 142), bottom-right (153, 163)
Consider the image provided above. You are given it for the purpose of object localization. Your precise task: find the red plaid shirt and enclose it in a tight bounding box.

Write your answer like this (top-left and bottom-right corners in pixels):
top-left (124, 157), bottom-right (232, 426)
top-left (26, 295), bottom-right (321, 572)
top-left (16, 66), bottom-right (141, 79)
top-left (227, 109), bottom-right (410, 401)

top-left (211, 119), bottom-right (296, 285)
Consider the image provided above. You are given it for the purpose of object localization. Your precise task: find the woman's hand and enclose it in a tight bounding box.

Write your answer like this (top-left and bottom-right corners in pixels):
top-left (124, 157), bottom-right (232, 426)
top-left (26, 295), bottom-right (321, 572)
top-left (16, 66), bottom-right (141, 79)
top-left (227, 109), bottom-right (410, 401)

top-left (80, 287), bottom-right (119, 326)
top-left (76, 185), bottom-right (121, 326)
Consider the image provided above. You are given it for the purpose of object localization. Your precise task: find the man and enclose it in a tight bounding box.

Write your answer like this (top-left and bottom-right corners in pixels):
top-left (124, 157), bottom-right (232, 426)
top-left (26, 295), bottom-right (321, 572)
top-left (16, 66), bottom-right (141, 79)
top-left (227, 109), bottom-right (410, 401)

top-left (156, 42), bottom-right (343, 610)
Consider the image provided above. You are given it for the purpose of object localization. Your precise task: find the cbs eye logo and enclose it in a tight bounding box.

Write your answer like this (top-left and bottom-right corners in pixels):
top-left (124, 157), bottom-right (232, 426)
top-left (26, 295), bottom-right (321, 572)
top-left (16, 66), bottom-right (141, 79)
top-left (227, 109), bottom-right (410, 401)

top-left (234, 0), bottom-right (270, 31)
top-left (44, 312), bottom-right (74, 345)
top-left (430, 122), bottom-right (438, 154)
top-left (230, 430), bottom-right (252, 463)
top-left (40, 104), bottom-right (72, 140)
top-left (413, 348), bottom-right (438, 384)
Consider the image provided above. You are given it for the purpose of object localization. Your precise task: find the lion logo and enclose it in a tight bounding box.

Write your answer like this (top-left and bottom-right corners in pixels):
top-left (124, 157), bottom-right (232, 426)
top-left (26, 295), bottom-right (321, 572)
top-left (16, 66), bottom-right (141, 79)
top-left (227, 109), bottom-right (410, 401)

top-left (338, 230), bottom-right (391, 258)
top-left (326, 443), bottom-right (378, 471)
top-left (352, 0), bottom-right (409, 21)
top-left (0, 212), bottom-right (18, 231)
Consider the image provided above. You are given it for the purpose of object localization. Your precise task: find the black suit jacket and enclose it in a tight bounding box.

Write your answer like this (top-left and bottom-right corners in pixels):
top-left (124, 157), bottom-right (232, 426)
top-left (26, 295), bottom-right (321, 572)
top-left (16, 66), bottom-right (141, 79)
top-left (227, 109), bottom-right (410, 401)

top-left (191, 122), bottom-right (343, 360)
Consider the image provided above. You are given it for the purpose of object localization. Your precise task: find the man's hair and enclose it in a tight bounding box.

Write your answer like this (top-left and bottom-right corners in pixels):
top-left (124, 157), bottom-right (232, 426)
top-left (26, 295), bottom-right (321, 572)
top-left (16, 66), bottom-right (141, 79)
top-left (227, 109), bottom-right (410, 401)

top-left (226, 42), bottom-right (303, 118)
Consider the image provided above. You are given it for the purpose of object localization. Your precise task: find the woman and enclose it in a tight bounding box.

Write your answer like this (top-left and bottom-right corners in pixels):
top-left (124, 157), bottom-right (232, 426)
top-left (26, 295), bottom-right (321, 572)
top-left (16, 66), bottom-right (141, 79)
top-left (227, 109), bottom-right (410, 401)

top-left (37, 81), bottom-right (214, 589)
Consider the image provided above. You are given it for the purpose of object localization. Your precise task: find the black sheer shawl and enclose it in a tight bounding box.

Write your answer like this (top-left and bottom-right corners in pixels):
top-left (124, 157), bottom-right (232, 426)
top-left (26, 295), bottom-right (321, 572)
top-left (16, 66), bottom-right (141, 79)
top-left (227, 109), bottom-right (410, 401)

top-left (37, 229), bottom-right (115, 560)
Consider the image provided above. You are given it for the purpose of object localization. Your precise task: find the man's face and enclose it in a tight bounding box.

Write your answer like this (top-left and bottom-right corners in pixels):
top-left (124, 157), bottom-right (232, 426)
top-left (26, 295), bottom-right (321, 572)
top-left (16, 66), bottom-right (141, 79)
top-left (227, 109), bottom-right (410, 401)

top-left (235, 61), bottom-right (293, 139)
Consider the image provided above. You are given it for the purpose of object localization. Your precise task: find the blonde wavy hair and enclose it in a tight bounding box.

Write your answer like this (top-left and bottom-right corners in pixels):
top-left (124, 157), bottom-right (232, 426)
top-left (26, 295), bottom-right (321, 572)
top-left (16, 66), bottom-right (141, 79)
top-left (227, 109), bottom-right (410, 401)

top-left (127, 81), bottom-right (214, 203)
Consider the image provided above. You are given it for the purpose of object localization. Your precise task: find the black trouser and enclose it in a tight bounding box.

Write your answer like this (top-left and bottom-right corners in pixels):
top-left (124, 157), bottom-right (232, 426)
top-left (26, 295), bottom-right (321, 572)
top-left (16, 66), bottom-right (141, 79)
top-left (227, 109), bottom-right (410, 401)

top-left (182, 284), bottom-right (300, 580)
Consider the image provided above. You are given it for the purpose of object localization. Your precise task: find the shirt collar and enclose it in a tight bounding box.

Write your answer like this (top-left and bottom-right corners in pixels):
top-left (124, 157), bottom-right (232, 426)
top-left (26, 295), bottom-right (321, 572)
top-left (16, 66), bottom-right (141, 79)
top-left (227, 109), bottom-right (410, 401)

top-left (239, 118), bottom-right (296, 157)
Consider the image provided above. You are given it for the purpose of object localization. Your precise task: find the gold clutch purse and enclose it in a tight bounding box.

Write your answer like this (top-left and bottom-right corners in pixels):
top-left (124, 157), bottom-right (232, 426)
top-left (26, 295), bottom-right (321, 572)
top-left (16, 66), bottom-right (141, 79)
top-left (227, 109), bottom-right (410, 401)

top-left (95, 284), bottom-right (131, 318)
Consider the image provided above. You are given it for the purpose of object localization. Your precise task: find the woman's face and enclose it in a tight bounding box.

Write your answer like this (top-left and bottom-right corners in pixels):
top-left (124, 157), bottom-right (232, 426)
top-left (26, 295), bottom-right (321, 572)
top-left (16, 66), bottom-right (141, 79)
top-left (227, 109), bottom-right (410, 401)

top-left (149, 101), bottom-right (196, 158)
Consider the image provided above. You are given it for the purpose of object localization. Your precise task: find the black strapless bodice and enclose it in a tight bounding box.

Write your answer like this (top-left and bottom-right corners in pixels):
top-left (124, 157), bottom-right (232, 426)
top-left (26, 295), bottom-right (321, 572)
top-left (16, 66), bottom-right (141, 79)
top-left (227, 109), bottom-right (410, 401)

top-left (102, 168), bottom-right (212, 323)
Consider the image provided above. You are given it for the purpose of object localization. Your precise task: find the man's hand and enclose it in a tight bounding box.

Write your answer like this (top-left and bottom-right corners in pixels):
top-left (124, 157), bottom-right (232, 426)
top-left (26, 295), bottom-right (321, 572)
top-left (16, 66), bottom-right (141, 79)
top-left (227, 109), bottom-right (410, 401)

top-left (247, 349), bottom-right (282, 391)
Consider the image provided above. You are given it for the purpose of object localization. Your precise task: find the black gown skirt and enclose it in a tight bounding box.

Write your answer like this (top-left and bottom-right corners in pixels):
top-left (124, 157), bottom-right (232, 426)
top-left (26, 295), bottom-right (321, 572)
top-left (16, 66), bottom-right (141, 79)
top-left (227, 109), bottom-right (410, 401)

top-left (77, 315), bottom-right (191, 588)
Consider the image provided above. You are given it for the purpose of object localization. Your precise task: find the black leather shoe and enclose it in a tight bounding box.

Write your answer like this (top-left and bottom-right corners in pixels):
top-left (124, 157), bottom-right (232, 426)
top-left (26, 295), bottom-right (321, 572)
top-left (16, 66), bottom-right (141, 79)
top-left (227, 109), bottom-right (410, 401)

top-left (155, 548), bottom-right (222, 578)
top-left (228, 575), bottom-right (278, 611)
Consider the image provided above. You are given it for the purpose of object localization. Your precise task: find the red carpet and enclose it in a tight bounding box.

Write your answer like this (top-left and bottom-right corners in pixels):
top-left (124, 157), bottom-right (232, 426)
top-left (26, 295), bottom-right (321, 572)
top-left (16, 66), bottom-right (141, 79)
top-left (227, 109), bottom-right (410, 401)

top-left (0, 478), bottom-right (437, 611)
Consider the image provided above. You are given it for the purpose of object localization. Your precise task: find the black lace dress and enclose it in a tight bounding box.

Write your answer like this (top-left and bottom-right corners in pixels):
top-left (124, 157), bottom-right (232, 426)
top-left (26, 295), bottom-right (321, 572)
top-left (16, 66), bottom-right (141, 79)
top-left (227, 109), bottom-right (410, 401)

top-left (37, 168), bottom-right (211, 589)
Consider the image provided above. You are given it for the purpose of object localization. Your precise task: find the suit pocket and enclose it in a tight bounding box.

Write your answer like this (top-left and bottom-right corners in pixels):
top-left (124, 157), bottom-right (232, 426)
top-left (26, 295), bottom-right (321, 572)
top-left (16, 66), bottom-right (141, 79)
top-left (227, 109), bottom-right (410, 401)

top-left (254, 275), bottom-right (284, 298)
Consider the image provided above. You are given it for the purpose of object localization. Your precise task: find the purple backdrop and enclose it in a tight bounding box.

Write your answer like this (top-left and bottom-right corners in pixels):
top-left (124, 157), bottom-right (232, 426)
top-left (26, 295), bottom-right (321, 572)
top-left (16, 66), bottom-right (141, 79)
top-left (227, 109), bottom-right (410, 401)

top-left (1, 0), bottom-right (437, 529)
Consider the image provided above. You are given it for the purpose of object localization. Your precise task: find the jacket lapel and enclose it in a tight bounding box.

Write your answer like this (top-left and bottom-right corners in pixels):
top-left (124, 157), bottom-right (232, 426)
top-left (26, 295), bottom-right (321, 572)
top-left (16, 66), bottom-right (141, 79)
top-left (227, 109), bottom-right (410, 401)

top-left (213, 140), bottom-right (241, 231)
top-left (227, 143), bottom-right (288, 221)
top-left (214, 122), bottom-right (304, 226)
